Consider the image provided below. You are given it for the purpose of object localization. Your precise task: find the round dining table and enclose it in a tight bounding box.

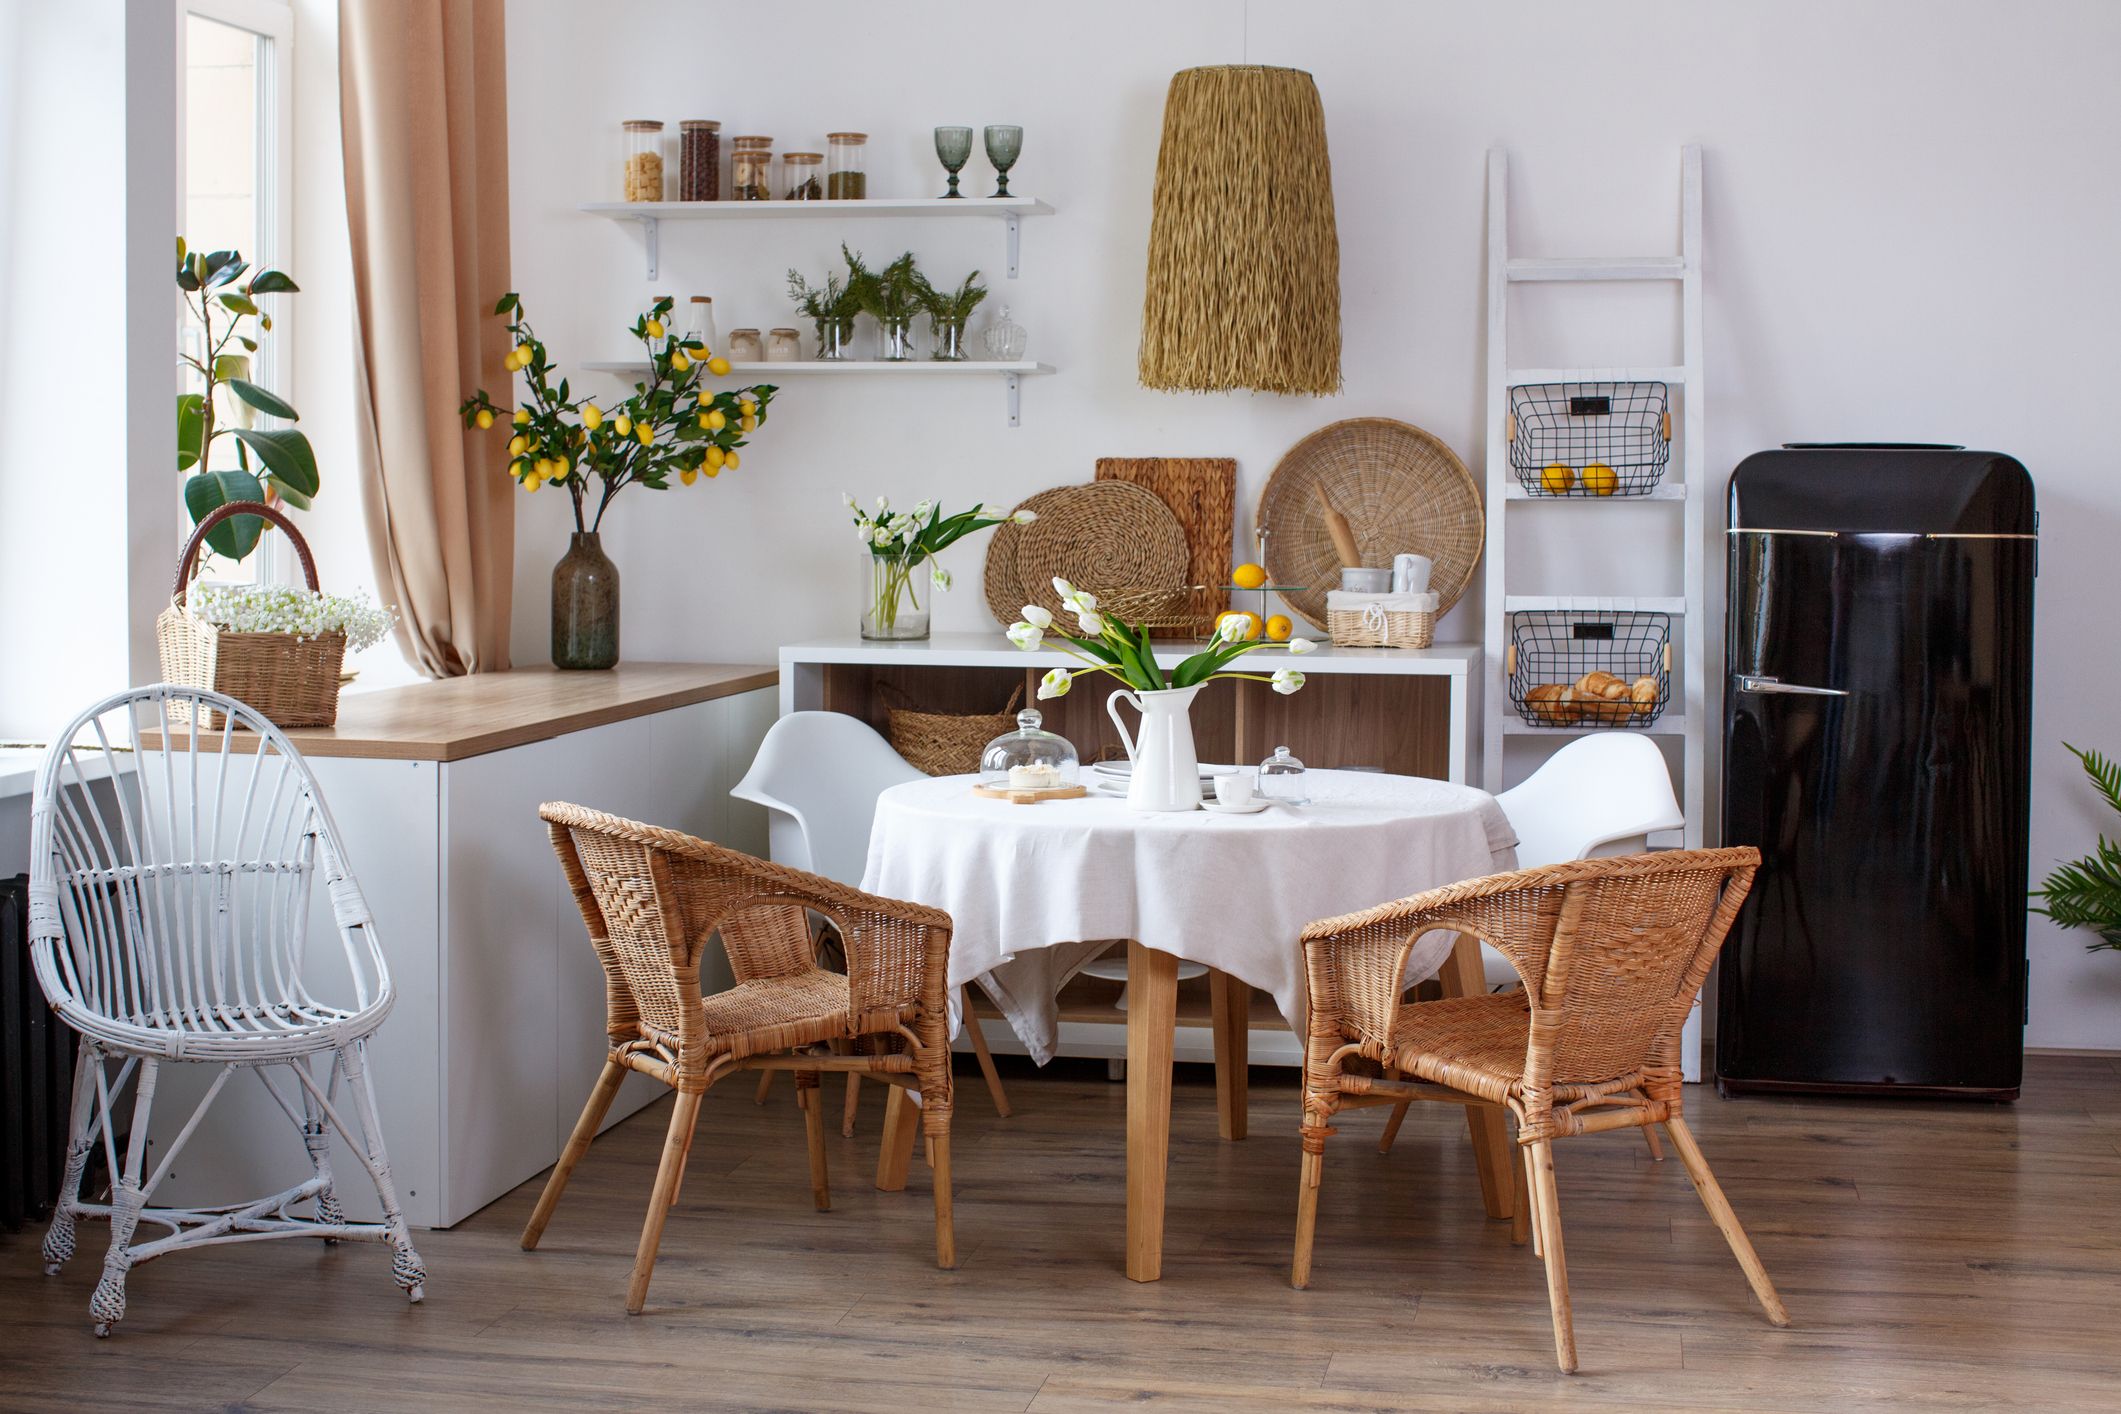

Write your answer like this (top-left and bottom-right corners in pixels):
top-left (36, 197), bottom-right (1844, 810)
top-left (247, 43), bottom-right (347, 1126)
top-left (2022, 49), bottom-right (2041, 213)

top-left (863, 767), bottom-right (1519, 1281)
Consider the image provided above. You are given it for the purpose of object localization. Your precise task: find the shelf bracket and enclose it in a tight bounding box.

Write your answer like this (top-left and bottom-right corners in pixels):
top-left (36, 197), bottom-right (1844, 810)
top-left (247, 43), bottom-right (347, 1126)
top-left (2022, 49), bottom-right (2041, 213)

top-left (639, 215), bottom-right (660, 281)
top-left (1004, 212), bottom-right (1020, 279)
top-left (1005, 371), bottom-right (1022, 428)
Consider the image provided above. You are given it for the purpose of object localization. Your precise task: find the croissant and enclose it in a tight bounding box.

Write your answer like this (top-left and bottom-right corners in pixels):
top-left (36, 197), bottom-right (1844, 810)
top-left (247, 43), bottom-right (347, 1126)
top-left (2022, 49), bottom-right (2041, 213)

top-left (1630, 676), bottom-right (1660, 717)
top-left (1525, 683), bottom-right (1574, 725)
top-left (1576, 670), bottom-right (1628, 700)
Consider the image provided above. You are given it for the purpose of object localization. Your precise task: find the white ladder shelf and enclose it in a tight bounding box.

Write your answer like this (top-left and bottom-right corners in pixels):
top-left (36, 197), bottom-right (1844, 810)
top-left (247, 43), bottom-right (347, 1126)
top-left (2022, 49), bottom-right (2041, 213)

top-left (1480, 145), bottom-right (1709, 1077)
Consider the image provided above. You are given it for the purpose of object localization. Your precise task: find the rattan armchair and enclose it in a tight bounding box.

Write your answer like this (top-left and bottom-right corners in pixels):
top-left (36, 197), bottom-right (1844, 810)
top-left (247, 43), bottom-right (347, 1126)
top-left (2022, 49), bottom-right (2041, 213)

top-left (1290, 848), bottom-right (1786, 1373)
top-left (522, 803), bottom-right (957, 1314)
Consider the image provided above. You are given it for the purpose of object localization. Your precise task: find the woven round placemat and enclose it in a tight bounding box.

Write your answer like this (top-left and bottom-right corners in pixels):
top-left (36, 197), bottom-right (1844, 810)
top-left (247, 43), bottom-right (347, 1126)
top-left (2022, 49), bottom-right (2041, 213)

top-left (982, 486), bottom-right (1080, 627)
top-left (1258, 417), bottom-right (1483, 631)
top-left (1014, 482), bottom-right (1190, 623)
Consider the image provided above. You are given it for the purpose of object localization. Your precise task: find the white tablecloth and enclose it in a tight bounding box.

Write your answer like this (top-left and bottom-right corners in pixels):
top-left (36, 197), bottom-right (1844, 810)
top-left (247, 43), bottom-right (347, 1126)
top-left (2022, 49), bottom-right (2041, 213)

top-left (862, 769), bottom-right (1518, 1064)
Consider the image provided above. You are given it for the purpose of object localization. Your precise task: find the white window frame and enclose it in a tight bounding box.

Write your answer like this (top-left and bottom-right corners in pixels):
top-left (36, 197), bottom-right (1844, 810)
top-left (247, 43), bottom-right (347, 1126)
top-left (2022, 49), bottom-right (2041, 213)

top-left (175, 0), bottom-right (296, 581)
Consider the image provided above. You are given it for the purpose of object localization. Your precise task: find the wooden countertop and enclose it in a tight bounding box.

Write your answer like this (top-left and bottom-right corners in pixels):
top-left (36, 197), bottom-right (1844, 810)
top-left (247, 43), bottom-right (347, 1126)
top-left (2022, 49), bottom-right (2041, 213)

top-left (152, 662), bottom-right (777, 762)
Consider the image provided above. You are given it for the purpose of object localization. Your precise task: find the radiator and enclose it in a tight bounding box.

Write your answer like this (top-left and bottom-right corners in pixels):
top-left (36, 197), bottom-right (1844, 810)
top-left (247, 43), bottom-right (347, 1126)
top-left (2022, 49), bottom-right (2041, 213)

top-left (1, 873), bottom-right (81, 1231)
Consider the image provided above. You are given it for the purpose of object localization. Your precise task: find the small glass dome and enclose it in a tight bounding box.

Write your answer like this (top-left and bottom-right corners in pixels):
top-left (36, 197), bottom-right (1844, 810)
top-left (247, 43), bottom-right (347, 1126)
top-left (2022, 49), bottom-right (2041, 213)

top-left (1258, 744), bottom-right (1309, 805)
top-left (980, 708), bottom-right (1079, 790)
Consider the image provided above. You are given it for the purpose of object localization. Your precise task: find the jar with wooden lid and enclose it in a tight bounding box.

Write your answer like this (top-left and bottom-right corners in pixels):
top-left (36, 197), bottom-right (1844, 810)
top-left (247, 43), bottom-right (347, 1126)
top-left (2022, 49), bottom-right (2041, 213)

top-left (765, 328), bottom-right (802, 362)
top-left (826, 132), bottom-right (867, 199)
top-left (730, 136), bottom-right (773, 201)
top-left (782, 151), bottom-right (823, 201)
top-left (726, 328), bottom-right (764, 362)
top-left (678, 120), bottom-right (720, 200)
top-left (622, 120), bottom-right (665, 202)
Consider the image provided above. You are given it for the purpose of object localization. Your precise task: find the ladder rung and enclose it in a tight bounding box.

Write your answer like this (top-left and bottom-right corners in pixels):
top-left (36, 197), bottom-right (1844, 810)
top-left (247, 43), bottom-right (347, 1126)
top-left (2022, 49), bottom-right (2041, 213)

top-left (1504, 596), bottom-right (1688, 614)
top-left (1508, 365), bottom-right (1686, 386)
top-left (1506, 256), bottom-right (1686, 282)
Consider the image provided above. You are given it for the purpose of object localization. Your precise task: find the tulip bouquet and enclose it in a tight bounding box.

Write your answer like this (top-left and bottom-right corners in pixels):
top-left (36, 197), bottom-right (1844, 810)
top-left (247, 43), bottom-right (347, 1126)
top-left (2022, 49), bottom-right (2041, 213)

top-left (850, 495), bottom-right (1037, 639)
top-left (1009, 578), bottom-right (1312, 699)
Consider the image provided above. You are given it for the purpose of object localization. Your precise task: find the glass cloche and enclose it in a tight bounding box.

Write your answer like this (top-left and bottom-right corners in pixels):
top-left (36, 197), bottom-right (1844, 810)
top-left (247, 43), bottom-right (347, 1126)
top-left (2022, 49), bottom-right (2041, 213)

top-left (979, 708), bottom-right (1079, 791)
top-left (1258, 744), bottom-right (1309, 805)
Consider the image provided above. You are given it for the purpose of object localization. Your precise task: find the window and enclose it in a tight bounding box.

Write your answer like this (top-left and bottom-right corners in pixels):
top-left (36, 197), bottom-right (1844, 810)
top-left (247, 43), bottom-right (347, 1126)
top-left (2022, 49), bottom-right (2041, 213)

top-left (178, 0), bottom-right (293, 582)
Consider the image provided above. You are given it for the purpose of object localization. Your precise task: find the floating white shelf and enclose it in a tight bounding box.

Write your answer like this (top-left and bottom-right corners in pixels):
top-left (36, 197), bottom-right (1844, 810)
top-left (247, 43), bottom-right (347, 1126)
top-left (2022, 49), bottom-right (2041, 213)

top-left (1502, 595), bottom-right (1688, 615)
top-left (579, 196), bottom-right (1054, 280)
top-left (580, 359), bottom-right (1055, 428)
top-left (1500, 714), bottom-right (1691, 736)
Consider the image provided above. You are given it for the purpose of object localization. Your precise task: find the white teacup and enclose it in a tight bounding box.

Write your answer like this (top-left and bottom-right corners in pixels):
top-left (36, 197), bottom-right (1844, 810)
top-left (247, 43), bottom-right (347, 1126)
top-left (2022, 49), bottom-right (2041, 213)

top-left (1214, 773), bottom-right (1255, 807)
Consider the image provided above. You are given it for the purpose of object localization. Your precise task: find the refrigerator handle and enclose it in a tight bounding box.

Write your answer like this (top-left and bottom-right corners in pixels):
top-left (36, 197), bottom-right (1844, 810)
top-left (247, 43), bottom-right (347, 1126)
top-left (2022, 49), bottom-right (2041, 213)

top-left (1735, 674), bottom-right (1850, 698)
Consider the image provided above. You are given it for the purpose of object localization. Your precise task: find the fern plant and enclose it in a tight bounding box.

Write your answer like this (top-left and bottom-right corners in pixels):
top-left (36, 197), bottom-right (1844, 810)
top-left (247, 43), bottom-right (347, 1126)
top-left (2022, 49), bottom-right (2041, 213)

top-left (2032, 744), bottom-right (2121, 952)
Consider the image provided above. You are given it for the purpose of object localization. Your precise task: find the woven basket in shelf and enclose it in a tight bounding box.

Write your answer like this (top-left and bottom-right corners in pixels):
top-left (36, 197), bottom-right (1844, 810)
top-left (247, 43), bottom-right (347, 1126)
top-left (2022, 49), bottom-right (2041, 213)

top-left (884, 683), bottom-right (1024, 777)
top-left (1326, 599), bottom-right (1436, 649)
top-left (155, 501), bottom-right (346, 730)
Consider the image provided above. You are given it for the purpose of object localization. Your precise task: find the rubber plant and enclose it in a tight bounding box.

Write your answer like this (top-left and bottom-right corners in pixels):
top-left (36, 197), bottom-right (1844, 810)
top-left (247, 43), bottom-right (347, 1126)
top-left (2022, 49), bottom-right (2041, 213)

top-left (175, 238), bottom-right (318, 562)
top-left (2032, 745), bottom-right (2121, 953)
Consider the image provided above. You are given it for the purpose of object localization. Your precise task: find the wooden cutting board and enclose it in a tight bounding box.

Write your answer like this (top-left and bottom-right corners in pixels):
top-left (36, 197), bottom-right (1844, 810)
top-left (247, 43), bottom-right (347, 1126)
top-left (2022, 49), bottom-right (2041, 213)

top-left (1095, 457), bottom-right (1237, 626)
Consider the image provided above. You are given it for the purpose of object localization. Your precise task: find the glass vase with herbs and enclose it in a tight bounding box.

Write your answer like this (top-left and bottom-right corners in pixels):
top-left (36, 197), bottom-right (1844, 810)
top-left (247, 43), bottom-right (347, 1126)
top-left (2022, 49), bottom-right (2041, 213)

top-left (787, 251), bottom-right (865, 360)
top-left (860, 252), bottom-right (926, 362)
top-left (919, 268), bottom-right (986, 362)
top-left (460, 295), bottom-right (779, 669)
top-left (849, 494), bottom-right (1035, 640)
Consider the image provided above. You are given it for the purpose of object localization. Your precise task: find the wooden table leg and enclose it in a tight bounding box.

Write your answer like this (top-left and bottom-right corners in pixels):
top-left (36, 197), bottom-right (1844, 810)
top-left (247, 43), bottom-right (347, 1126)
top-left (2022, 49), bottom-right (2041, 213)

top-left (1125, 940), bottom-right (1180, 1282)
top-left (1439, 932), bottom-right (1515, 1221)
top-left (1209, 969), bottom-right (1249, 1141)
top-left (875, 1083), bottom-right (920, 1193)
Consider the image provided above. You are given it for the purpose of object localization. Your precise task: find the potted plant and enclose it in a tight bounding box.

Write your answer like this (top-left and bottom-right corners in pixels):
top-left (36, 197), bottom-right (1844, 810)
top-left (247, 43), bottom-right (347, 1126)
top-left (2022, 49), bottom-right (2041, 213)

top-left (859, 251), bottom-right (926, 362)
top-left (919, 268), bottom-right (987, 362)
top-left (2033, 745), bottom-right (2121, 952)
top-left (460, 294), bottom-right (778, 669)
top-left (788, 247), bottom-right (867, 361)
top-left (849, 495), bottom-right (1034, 640)
top-left (1008, 582), bottom-right (1312, 811)
top-left (175, 238), bottom-right (318, 562)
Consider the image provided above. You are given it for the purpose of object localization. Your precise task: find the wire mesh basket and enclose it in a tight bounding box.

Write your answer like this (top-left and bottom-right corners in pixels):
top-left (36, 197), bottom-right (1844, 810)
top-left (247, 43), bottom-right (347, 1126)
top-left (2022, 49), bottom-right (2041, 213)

top-left (1507, 610), bottom-right (1672, 727)
top-left (1507, 382), bottom-right (1671, 496)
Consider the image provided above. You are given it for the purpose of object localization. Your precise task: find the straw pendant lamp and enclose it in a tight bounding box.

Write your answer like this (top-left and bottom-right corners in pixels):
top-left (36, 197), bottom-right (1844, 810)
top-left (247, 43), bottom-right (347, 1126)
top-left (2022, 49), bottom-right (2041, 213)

top-left (1139, 65), bottom-right (1342, 396)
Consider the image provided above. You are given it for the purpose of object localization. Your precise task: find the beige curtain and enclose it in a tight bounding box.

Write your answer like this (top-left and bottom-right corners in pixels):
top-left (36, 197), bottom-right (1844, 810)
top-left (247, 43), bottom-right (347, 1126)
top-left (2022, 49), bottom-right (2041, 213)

top-left (340, 0), bottom-right (513, 676)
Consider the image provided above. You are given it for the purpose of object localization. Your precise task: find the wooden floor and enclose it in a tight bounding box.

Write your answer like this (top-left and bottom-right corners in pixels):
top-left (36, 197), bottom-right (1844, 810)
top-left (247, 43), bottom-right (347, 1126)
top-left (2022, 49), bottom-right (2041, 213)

top-left (4, 1053), bottom-right (2119, 1411)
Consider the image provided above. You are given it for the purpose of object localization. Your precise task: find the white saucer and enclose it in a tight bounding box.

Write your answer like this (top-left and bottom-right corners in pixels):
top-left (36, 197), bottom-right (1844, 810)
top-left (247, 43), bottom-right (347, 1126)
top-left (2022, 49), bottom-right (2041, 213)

top-left (1200, 797), bottom-right (1270, 815)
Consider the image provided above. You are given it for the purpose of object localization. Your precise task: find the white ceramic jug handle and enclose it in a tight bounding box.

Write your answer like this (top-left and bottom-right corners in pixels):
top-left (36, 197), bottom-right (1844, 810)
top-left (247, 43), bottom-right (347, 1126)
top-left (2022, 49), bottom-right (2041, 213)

top-left (1106, 689), bottom-right (1142, 761)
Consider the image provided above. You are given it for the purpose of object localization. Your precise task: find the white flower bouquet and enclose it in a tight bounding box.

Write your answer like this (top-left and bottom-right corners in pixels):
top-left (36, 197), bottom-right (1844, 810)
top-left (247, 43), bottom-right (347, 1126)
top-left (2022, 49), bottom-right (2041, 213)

top-left (1009, 578), bottom-right (1312, 698)
top-left (187, 584), bottom-right (397, 652)
top-left (848, 494), bottom-right (1035, 640)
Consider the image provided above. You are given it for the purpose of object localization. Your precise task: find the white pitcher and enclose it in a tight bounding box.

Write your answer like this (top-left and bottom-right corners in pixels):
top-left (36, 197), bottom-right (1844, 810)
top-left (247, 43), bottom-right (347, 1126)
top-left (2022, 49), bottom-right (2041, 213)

top-left (1106, 684), bottom-right (1204, 811)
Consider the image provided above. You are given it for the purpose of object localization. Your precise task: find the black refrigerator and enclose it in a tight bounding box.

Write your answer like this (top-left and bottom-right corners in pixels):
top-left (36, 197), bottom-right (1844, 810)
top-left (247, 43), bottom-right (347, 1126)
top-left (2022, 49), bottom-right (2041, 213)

top-left (1717, 444), bottom-right (2036, 1100)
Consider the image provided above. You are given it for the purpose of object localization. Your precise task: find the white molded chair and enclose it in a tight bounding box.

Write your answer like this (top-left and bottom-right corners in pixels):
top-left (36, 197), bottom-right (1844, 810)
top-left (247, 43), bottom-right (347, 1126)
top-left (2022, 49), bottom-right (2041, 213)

top-left (1380, 733), bottom-right (1685, 1159)
top-left (28, 686), bottom-right (424, 1335)
top-left (732, 711), bottom-right (1011, 1123)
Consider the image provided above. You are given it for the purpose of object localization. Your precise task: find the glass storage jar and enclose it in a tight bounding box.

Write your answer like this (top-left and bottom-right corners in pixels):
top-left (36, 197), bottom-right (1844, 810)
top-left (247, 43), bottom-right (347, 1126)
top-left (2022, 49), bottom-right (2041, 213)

top-left (782, 151), bottom-right (824, 200)
top-left (765, 327), bottom-right (803, 361)
top-left (684, 295), bottom-right (719, 356)
top-left (979, 708), bottom-right (1080, 792)
top-left (981, 304), bottom-right (1028, 360)
top-left (1257, 745), bottom-right (1309, 806)
top-left (678, 120), bottom-right (720, 200)
top-left (826, 132), bottom-right (868, 199)
top-left (730, 136), bottom-right (773, 200)
top-left (726, 328), bottom-right (763, 362)
top-left (622, 120), bottom-right (665, 202)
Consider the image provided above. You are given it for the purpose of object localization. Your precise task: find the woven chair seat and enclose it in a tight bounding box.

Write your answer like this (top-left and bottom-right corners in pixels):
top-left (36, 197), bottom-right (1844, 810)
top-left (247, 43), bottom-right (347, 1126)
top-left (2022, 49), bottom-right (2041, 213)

top-left (699, 969), bottom-right (853, 1058)
top-left (1389, 992), bottom-right (1531, 1101)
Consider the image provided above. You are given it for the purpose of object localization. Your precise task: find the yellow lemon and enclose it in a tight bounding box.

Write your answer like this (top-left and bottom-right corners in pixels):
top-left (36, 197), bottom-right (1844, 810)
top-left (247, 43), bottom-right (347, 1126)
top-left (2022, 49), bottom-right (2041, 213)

top-left (681, 467), bottom-right (698, 486)
top-left (704, 409), bottom-right (727, 431)
top-left (523, 473), bottom-right (543, 493)
top-left (635, 423), bottom-right (653, 446)
top-left (706, 446), bottom-right (726, 469)
top-left (513, 407), bottom-right (531, 425)
top-left (550, 459), bottom-right (569, 482)
top-left (1216, 610), bottom-right (1263, 642)
top-left (508, 458), bottom-right (526, 479)
top-left (1582, 462), bottom-right (1617, 496)
top-left (707, 356), bottom-right (732, 377)
top-left (507, 434), bottom-right (528, 457)
top-left (474, 408), bottom-right (494, 430)
top-left (671, 350), bottom-right (691, 372)
top-left (1540, 462), bottom-right (1577, 495)
top-left (1265, 614), bottom-right (1293, 642)
top-left (613, 414), bottom-right (632, 438)
top-left (723, 450), bottom-right (739, 471)
top-left (740, 415), bottom-right (757, 432)
top-left (1231, 562), bottom-right (1268, 590)
top-left (738, 397), bottom-right (756, 416)
top-left (581, 403), bottom-right (603, 430)
top-left (645, 318), bottom-right (664, 338)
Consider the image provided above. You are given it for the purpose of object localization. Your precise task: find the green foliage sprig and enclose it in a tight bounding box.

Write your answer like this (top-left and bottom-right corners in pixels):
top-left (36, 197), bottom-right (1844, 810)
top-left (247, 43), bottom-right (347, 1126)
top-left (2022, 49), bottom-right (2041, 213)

top-left (859, 252), bottom-right (926, 325)
top-left (175, 237), bottom-right (317, 562)
top-left (788, 247), bottom-right (867, 345)
top-left (2033, 744), bottom-right (2121, 953)
top-left (459, 294), bottom-right (778, 534)
top-left (918, 269), bottom-right (988, 333)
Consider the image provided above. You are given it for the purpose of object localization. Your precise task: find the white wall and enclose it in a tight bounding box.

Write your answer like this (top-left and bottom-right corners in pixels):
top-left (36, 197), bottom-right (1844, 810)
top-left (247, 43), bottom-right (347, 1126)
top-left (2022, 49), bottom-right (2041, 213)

top-left (496, 0), bottom-right (2120, 1047)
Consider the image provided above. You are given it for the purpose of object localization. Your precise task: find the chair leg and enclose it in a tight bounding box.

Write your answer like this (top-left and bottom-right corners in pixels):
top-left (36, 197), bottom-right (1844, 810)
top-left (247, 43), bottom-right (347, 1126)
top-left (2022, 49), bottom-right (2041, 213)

top-left (931, 1131), bottom-right (957, 1269)
top-left (1528, 1138), bottom-right (1576, 1373)
top-left (800, 1072), bottom-right (831, 1211)
top-left (1377, 1078), bottom-right (1411, 1156)
top-left (627, 1089), bottom-right (704, 1315)
top-left (1663, 1116), bottom-right (1790, 1327)
top-left (876, 1084), bottom-right (920, 1192)
top-left (841, 1072), bottom-right (862, 1137)
top-left (1511, 1134), bottom-right (1531, 1247)
top-left (1291, 1106), bottom-right (1330, 1289)
top-left (42, 1042), bottom-right (98, 1276)
top-left (297, 1059), bottom-right (344, 1241)
top-left (337, 1042), bottom-right (426, 1302)
top-left (89, 1058), bottom-right (159, 1336)
top-left (754, 1070), bottom-right (775, 1105)
top-left (523, 1057), bottom-right (627, 1251)
top-left (1643, 1125), bottom-right (1665, 1161)
top-left (963, 986), bottom-right (1012, 1118)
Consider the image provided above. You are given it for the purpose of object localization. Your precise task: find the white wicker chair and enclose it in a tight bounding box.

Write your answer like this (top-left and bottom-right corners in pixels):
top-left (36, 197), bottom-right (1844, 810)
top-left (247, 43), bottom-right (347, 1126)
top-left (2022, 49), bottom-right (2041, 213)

top-left (27, 685), bottom-right (424, 1335)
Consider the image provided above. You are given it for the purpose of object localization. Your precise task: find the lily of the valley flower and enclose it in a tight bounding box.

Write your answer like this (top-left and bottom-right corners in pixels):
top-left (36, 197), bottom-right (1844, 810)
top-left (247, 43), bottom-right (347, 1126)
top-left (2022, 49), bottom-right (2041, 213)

top-left (1019, 604), bottom-right (1053, 629)
top-left (1007, 620), bottom-right (1045, 651)
top-left (1286, 636), bottom-right (1317, 655)
top-left (1272, 668), bottom-right (1306, 695)
top-left (1037, 667), bottom-right (1072, 699)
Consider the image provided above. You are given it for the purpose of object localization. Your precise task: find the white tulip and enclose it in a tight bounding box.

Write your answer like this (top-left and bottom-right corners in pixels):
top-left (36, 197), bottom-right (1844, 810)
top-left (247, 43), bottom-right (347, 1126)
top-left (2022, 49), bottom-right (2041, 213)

top-left (875, 495), bottom-right (889, 511)
top-left (1013, 508), bottom-right (1038, 524)
top-left (1051, 577), bottom-right (1076, 602)
top-left (1006, 621), bottom-right (1045, 651)
top-left (1272, 668), bottom-right (1306, 695)
top-left (1038, 667), bottom-right (1073, 699)
top-left (1075, 609), bottom-right (1106, 635)
top-left (1217, 615), bottom-right (1247, 643)
top-left (931, 565), bottom-right (953, 590)
top-left (1020, 604), bottom-right (1053, 629)
top-left (841, 491), bottom-right (858, 509)
top-left (1286, 636), bottom-right (1317, 655)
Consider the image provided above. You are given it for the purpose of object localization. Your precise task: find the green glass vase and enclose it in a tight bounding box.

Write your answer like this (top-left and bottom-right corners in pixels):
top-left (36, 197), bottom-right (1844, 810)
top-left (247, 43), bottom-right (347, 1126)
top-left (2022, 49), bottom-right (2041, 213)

top-left (552, 531), bottom-right (619, 670)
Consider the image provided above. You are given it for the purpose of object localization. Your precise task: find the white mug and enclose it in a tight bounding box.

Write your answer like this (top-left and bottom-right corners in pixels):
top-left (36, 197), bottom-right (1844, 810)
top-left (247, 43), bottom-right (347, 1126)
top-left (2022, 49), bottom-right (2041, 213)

top-left (1392, 553), bottom-right (1433, 594)
top-left (1215, 773), bottom-right (1255, 807)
